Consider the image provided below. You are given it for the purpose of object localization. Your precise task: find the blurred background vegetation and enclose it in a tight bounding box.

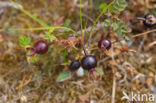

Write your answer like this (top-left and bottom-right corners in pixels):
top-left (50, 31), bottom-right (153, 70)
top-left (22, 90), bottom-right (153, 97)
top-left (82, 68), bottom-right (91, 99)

top-left (0, 0), bottom-right (156, 103)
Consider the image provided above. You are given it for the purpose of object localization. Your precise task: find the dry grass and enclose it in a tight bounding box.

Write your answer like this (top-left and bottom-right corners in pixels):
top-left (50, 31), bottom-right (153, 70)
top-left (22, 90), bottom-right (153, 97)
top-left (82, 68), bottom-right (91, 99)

top-left (0, 0), bottom-right (155, 103)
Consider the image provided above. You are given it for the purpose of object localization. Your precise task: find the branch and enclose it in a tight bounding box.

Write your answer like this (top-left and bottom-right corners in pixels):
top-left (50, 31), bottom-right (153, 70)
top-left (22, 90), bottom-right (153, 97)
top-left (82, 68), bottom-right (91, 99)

top-left (132, 29), bottom-right (156, 38)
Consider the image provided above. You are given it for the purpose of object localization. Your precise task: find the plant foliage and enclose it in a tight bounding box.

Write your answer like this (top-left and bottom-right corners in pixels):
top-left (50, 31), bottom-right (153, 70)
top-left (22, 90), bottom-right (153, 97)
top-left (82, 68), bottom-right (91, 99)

top-left (111, 0), bottom-right (127, 14)
top-left (19, 35), bottom-right (33, 47)
top-left (102, 19), bottom-right (130, 38)
top-left (56, 70), bottom-right (71, 82)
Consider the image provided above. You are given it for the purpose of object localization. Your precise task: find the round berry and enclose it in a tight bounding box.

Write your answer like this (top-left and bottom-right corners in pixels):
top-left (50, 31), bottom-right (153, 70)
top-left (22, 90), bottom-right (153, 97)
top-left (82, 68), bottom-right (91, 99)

top-left (81, 55), bottom-right (97, 70)
top-left (98, 38), bottom-right (111, 50)
top-left (34, 40), bottom-right (49, 54)
top-left (69, 60), bottom-right (80, 71)
top-left (143, 14), bottom-right (156, 27)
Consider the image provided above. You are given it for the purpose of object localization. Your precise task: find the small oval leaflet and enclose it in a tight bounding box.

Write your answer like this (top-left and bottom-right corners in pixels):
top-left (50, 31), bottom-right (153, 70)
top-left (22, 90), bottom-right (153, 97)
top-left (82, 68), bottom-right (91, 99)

top-left (56, 70), bottom-right (71, 82)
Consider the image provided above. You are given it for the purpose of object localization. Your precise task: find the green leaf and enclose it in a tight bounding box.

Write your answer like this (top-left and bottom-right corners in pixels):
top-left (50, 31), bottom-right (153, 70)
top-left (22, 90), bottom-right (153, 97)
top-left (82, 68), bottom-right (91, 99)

top-left (64, 19), bottom-right (71, 27)
top-left (102, 19), bottom-right (112, 31)
top-left (3, 22), bottom-right (10, 29)
top-left (44, 31), bottom-right (56, 42)
top-left (99, 3), bottom-right (107, 11)
top-left (84, 70), bottom-right (88, 76)
top-left (29, 55), bottom-right (38, 63)
top-left (151, 9), bottom-right (156, 16)
top-left (48, 27), bottom-right (55, 34)
top-left (111, 0), bottom-right (127, 14)
top-left (95, 67), bottom-right (104, 76)
top-left (109, 4), bottom-right (115, 12)
top-left (104, 19), bottom-right (112, 26)
top-left (102, 19), bottom-right (130, 39)
top-left (19, 35), bottom-right (33, 47)
top-left (56, 70), bottom-right (71, 82)
top-left (93, 0), bottom-right (105, 10)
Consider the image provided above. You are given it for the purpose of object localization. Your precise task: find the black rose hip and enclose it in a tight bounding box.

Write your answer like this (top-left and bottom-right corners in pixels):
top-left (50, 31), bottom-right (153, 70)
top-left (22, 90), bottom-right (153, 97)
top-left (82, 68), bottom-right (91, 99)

top-left (69, 60), bottom-right (80, 71)
top-left (81, 44), bottom-right (102, 82)
top-left (81, 55), bottom-right (97, 70)
top-left (98, 38), bottom-right (111, 50)
top-left (135, 14), bottom-right (156, 27)
top-left (34, 40), bottom-right (49, 54)
top-left (26, 40), bottom-right (54, 56)
top-left (143, 14), bottom-right (156, 27)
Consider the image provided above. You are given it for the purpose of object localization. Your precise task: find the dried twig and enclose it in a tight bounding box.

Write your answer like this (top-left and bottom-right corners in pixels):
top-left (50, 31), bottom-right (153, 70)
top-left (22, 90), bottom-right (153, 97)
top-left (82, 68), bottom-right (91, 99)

top-left (111, 44), bottom-right (127, 84)
top-left (112, 29), bottom-right (156, 44)
top-left (132, 29), bottom-right (156, 38)
top-left (112, 71), bottom-right (116, 103)
top-left (138, 36), bottom-right (146, 51)
top-left (148, 41), bottom-right (156, 47)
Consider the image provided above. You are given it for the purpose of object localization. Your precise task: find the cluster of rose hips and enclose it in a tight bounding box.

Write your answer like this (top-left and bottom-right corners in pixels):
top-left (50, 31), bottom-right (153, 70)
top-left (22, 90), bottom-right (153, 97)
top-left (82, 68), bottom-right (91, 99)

top-left (66, 38), bottom-right (112, 81)
top-left (25, 37), bottom-right (111, 81)
top-left (25, 14), bottom-right (155, 81)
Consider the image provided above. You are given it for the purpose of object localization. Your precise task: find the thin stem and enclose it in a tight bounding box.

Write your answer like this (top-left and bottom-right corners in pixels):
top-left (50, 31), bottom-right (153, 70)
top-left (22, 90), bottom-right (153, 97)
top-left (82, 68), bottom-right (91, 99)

top-left (134, 17), bottom-right (146, 21)
top-left (92, 70), bottom-right (97, 80)
top-left (11, 1), bottom-right (80, 39)
top-left (25, 46), bottom-right (35, 51)
top-left (132, 29), bottom-right (156, 38)
top-left (112, 72), bottom-right (116, 103)
top-left (80, 0), bottom-right (88, 57)
top-left (88, 70), bottom-right (92, 82)
top-left (47, 41), bottom-right (56, 46)
top-left (54, 27), bottom-right (78, 36)
top-left (94, 70), bottom-right (102, 80)
top-left (80, 0), bottom-right (83, 37)
top-left (9, 26), bottom-right (79, 36)
top-left (83, 44), bottom-right (88, 56)
top-left (10, 0), bottom-right (48, 27)
top-left (88, 0), bottom-right (116, 43)
top-left (27, 51), bottom-right (36, 56)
